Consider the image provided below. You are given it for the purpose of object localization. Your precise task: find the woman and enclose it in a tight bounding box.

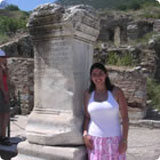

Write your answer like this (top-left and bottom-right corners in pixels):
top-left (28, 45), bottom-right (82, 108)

top-left (83, 63), bottom-right (129, 160)
top-left (0, 49), bottom-right (10, 145)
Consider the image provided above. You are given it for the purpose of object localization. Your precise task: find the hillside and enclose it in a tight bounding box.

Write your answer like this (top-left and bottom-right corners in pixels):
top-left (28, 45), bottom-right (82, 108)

top-left (0, 5), bottom-right (30, 44)
top-left (56, 0), bottom-right (158, 10)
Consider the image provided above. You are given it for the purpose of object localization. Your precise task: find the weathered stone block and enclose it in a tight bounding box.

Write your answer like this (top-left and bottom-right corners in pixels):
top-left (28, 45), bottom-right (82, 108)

top-left (14, 3), bottom-right (99, 160)
top-left (7, 58), bottom-right (34, 115)
top-left (107, 66), bottom-right (147, 119)
top-left (13, 141), bottom-right (86, 160)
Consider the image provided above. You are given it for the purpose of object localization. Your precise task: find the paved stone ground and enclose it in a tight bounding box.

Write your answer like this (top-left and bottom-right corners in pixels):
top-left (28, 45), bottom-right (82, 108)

top-left (0, 115), bottom-right (160, 160)
top-left (0, 115), bottom-right (27, 160)
top-left (127, 127), bottom-right (160, 160)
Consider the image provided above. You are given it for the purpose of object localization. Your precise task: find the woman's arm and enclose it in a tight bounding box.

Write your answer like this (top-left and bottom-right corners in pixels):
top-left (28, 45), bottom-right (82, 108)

top-left (117, 88), bottom-right (129, 142)
top-left (113, 87), bottom-right (129, 153)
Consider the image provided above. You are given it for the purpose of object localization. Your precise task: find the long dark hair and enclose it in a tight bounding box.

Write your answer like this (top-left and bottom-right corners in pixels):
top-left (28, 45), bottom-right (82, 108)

top-left (89, 63), bottom-right (114, 93)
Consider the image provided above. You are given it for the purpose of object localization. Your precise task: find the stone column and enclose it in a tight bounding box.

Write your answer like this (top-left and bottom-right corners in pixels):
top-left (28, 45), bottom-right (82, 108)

top-left (13, 4), bottom-right (99, 160)
top-left (114, 26), bottom-right (121, 47)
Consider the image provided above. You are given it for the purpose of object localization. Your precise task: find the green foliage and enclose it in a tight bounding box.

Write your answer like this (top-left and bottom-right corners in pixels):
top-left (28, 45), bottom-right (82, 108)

top-left (117, 4), bottom-right (127, 11)
top-left (0, 7), bottom-right (29, 45)
top-left (0, 7), bottom-right (29, 44)
top-left (147, 78), bottom-right (160, 111)
top-left (57, 0), bottom-right (159, 10)
top-left (131, 32), bottom-right (157, 45)
top-left (21, 11), bottom-right (30, 17)
top-left (116, 0), bottom-right (141, 10)
top-left (5, 4), bottom-right (19, 11)
top-left (140, 7), bottom-right (160, 19)
top-left (0, 16), bottom-right (27, 33)
top-left (107, 52), bottom-right (136, 66)
top-left (0, 33), bottom-right (9, 44)
top-left (127, 0), bottom-right (141, 10)
top-left (116, 0), bottom-right (159, 11)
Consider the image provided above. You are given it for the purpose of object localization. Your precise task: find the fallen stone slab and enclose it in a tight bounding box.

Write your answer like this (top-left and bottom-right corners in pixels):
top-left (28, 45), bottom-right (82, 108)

top-left (130, 120), bottom-right (160, 128)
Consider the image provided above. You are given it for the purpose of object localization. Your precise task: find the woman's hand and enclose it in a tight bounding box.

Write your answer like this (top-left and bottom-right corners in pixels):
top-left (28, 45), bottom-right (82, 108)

top-left (118, 139), bottom-right (127, 154)
top-left (83, 135), bottom-right (93, 150)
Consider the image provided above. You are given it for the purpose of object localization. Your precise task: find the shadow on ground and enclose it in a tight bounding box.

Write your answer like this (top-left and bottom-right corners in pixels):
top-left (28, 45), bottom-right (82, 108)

top-left (0, 137), bottom-right (25, 160)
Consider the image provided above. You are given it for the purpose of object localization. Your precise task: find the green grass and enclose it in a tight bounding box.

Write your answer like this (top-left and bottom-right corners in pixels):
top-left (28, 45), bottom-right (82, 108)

top-left (0, 33), bottom-right (9, 44)
top-left (147, 78), bottom-right (160, 111)
top-left (107, 52), bottom-right (137, 66)
top-left (130, 32), bottom-right (158, 46)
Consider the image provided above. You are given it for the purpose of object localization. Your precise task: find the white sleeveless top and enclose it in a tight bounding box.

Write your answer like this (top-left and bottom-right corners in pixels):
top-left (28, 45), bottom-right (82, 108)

top-left (88, 91), bottom-right (121, 137)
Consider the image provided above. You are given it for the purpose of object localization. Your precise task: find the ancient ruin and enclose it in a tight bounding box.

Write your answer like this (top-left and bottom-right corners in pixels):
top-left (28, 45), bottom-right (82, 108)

top-left (1, 6), bottom-right (160, 119)
top-left (13, 3), bottom-right (99, 160)
top-left (107, 66), bottom-right (147, 119)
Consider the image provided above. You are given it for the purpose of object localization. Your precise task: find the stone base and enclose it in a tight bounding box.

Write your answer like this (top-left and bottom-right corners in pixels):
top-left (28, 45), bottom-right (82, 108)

top-left (128, 107), bottom-right (146, 120)
top-left (13, 141), bottom-right (87, 160)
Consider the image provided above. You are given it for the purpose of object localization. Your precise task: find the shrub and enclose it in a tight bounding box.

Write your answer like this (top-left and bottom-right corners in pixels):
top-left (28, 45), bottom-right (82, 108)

top-left (128, 1), bottom-right (141, 10)
top-left (106, 52), bottom-right (136, 66)
top-left (0, 33), bottom-right (9, 44)
top-left (132, 32), bottom-right (158, 45)
top-left (0, 16), bottom-right (27, 34)
top-left (5, 4), bottom-right (19, 11)
top-left (117, 4), bottom-right (127, 11)
top-left (107, 52), bottom-right (119, 65)
top-left (116, 0), bottom-right (158, 11)
top-left (140, 7), bottom-right (160, 19)
top-left (147, 78), bottom-right (160, 111)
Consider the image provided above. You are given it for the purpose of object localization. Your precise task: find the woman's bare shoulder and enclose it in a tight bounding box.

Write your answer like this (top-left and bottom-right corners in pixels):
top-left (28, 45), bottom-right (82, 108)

top-left (112, 86), bottom-right (120, 94)
top-left (112, 86), bottom-right (124, 101)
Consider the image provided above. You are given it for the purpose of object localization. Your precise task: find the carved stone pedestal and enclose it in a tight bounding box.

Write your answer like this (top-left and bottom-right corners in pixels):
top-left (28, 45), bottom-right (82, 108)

top-left (13, 3), bottom-right (99, 160)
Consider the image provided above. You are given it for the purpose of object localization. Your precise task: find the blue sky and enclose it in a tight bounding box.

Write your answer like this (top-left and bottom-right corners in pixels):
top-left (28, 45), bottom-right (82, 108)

top-left (7, 0), bottom-right (57, 11)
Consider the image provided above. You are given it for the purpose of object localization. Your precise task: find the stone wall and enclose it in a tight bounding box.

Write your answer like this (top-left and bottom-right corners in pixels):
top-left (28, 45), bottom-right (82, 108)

top-left (97, 13), bottom-right (154, 46)
top-left (153, 19), bottom-right (160, 32)
top-left (7, 57), bottom-right (34, 115)
top-left (0, 34), bottom-right (34, 115)
top-left (97, 14), bottom-right (130, 45)
top-left (127, 21), bottom-right (153, 41)
top-left (1, 35), bottom-right (33, 58)
top-left (7, 57), bottom-right (148, 119)
top-left (107, 66), bottom-right (147, 119)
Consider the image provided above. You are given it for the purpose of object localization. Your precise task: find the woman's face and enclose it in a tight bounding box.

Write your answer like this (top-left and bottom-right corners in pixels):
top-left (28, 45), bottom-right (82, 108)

top-left (91, 68), bottom-right (107, 87)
